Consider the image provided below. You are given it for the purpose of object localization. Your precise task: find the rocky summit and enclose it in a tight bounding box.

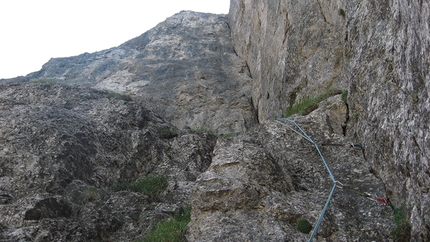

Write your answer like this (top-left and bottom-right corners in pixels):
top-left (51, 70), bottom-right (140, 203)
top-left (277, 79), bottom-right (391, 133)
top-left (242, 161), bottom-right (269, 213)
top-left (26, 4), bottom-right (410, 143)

top-left (21, 11), bottom-right (256, 135)
top-left (1, 1), bottom-right (429, 242)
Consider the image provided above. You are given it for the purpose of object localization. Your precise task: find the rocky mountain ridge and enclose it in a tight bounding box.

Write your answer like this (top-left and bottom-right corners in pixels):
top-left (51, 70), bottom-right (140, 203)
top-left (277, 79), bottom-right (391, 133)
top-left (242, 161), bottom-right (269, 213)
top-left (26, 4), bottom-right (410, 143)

top-left (1, 1), bottom-right (429, 241)
top-left (15, 11), bottom-right (256, 135)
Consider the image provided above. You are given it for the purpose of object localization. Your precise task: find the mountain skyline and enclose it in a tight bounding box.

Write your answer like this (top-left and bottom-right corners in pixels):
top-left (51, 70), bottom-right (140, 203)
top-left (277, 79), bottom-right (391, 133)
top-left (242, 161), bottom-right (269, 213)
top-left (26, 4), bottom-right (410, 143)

top-left (0, 0), bottom-right (229, 79)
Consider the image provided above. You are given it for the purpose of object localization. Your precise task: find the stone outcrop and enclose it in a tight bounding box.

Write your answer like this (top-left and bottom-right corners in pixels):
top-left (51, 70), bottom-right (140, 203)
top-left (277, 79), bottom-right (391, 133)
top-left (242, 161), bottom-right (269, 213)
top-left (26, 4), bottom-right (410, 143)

top-left (229, 0), bottom-right (429, 240)
top-left (1, 1), bottom-right (429, 241)
top-left (229, 0), bottom-right (347, 122)
top-left (0, 82), bottom-right (217, 241)
top-left (22, 11), bottom-right (256, 134)
top-left (345, 2), bottom-right (430, 240)
top-left (188, 95), bottom-right (393, 241)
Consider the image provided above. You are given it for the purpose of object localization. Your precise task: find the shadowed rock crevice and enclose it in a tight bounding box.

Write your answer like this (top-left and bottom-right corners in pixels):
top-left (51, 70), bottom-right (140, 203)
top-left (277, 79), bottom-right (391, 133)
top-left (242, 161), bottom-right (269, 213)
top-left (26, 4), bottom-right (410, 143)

top-left (24, 197), bottom-right (72, 220)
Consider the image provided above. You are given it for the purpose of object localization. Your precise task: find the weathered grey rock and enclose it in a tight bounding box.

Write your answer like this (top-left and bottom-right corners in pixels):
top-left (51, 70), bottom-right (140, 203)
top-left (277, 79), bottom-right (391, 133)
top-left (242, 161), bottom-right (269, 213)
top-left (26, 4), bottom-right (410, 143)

top-left (188, 96), bottom-right (393, 241)
top-left (344, 2), bottom-right (430, 240)
top-left (229, 0), bottom-right (347, 122)
top-left (20, 11), bottom-right (256, 134)
top-left (229, 0), bottom-right (429, 240)
top-left (0, 82), bottom-right (217, 241)
top-left (1, 1), bottom-right (429, 241)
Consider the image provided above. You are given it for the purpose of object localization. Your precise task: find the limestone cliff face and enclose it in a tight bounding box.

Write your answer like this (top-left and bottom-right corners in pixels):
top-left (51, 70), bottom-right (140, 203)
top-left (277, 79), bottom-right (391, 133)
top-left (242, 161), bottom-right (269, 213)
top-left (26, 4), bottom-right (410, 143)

top-left (24, 11), bottom-right (256, 134)
top-left (229, 0), bottom-right (430, 240)
top-left (1, 2), bottom-right (429, 241)
top-left (345, 3), bottom-right (430, 241)
top-left (229, 0), bottom-right (347, 121)
top-left (0, 11), bottom-right (256, 241)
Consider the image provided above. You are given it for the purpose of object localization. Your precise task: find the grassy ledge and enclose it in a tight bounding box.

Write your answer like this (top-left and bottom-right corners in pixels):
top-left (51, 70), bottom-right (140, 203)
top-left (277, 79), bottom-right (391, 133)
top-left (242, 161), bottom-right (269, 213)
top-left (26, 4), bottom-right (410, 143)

top-left (110, 175), bottom-right (168, 196)
top-left (284, 89), bottom-right (343, 117)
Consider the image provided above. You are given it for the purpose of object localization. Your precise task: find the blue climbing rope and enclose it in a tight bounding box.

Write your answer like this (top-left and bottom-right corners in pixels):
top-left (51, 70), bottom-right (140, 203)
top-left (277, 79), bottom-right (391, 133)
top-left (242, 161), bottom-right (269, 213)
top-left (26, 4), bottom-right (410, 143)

top-left (276, 118), bottom-right (337, 242)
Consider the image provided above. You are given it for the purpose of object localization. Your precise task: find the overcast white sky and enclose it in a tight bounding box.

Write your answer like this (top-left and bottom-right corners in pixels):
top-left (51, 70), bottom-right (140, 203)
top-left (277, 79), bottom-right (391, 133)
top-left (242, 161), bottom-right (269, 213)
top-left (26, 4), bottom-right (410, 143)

top-left (0, 0), bottom-right (230, 79)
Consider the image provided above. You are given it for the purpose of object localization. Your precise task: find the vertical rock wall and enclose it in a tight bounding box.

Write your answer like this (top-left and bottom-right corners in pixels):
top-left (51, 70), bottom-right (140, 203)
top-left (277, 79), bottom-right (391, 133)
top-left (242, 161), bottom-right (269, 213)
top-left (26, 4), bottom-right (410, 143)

top-left (229, 0), bottom-right (430, 239)
top-left (229, 0), bottom-right (347, 121)
top-left (345, 1), bottom-right (430, 240)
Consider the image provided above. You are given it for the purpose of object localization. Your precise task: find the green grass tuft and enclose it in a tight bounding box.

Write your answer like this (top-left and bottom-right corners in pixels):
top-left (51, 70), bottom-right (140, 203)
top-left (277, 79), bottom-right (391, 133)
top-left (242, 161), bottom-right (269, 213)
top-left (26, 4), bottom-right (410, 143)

top-left (391, 205), bottom-right (411, 241)
top-left (82, 187), bottom-right (101, 202)
top-left (341, 90), bottom-right (348, 103)
top-left (144, 205), bottom-right (191, 242)
top-left (284, 89), bottom-right (342, 117)
top-left (106, 91), bottom-right (133, 101)
top-left (338, 8), bottom-right (346, 17)
top-left (297, 217), bottom-right (313, 234)
top-left (284, 96), bottom-right (317, 117)
top-left (194, 127), bottom-right (216, 136)
top-left (111, 175), bottom-right (168, 196)
top-left (158, 127), bottom-right (178, 139)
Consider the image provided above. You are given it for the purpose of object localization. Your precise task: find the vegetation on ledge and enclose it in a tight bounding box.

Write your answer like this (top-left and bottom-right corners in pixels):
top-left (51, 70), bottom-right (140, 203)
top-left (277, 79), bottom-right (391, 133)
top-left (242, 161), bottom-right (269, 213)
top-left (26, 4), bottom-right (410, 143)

top-left (111, 175), bottom-right (168, 196)
top-left (143, 205), bottom-right (192, 242)
top-left (284, 89), bottom-right (344, 117)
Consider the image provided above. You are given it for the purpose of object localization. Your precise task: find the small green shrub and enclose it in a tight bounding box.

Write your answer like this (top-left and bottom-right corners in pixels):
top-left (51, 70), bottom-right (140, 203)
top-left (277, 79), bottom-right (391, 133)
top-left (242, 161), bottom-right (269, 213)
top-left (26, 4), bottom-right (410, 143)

top-left (297, 217), bottom-right (313, 234)
top-left (284, 89), bottom-right (342, 117)
top-left (158, 127), bottom-right (178, 139)
top-left (338, 8), bottom-right (345, 17)
top-left (106, 91), bottom-right (132, 101)
top-left (111, 175), bottom-right (168, 196)
top-left (144, 205), bottom-right (191, 242)
top-left (391, 205), bottom-right (411, 241)
top-left (341, 90), bottom-right (348, 103)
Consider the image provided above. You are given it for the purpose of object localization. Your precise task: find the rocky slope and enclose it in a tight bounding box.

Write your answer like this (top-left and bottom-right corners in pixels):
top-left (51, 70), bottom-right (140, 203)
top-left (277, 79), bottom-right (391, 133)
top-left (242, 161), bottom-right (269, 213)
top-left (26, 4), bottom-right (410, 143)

top-left (1, 2), bottom-right (428, 241)
top-left (0, 82), bottom-right (217, 241)
top-left (229, 0), bottom-right (429, 240)
top-left (188, 95), bottom-right (393, 241)
top-left (20, 11), bottom-right (256, 134)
